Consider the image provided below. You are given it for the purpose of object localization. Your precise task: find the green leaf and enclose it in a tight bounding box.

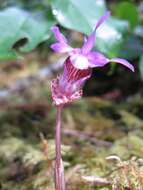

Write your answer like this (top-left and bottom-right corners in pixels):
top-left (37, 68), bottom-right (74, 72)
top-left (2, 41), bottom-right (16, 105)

top-left (119, 35), bottom-right (143, 60)
top-left (114, 2), bottom-right (139, 29)
top-left (0, 7), bottom-right (55, 60)
top-left (50, 0), bottom-right (129, 57)
top-left (139, 54), bottom-right (143, 81)
top-left (134, 26), bottom-right (143, 38)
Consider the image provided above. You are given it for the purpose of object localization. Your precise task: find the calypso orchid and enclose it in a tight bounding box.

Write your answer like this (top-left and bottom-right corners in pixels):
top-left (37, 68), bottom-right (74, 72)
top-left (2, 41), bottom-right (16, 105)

top-left (51, 11), bottom-right (134, 106)
top-left (50, 12), bottom-right (134, 190)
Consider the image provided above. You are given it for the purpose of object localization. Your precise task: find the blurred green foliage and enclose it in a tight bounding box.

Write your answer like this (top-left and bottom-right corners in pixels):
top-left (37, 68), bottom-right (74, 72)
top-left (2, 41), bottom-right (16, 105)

top-left (139, 54), bottom-right (143, 80)
top-left (0, 7), bottom-right (55, 60)
top-left (114, 2), bottom-right (139, 29)
top-left (0, 0), bottom-right (134, 59)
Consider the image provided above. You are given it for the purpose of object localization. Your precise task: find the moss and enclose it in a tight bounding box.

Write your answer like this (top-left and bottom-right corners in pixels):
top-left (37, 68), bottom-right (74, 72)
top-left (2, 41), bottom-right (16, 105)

top-left (0, 82), bottom-right (143, 189)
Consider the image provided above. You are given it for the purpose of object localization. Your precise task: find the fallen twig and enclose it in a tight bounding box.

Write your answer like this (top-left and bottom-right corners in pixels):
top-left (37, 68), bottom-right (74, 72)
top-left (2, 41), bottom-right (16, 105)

top-left (82, 176), bottom-right (111, 185)
top-left (63, 129), bottom-right (112, 147)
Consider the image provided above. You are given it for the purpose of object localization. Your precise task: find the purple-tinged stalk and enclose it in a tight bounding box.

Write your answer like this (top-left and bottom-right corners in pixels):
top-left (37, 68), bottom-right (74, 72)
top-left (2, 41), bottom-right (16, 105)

top-left (55, 105), bottom-right (65, 190)
top-left (50, 11), bottom-right (134, 190)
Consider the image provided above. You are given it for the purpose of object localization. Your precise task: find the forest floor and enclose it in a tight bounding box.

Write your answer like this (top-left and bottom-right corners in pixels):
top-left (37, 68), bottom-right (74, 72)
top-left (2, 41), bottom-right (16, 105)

top-left (0, 53), bottom-right (143, 190)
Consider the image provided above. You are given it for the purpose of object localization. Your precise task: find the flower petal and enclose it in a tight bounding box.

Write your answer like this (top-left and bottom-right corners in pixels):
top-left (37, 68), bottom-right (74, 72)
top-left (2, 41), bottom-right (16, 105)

top-left (51, 26), bottom-right (68, 43)
top-left (110, 58), bottom-right (134, 72)
top-left (51, 57), bottom-right (92, 105)
top-left (82, 11), bottom-right (110, 54)
top-left (87, 51), bottom-right (109, 68)
top-left (50, 43), bottom-right (72, 53)
top-left (59, 57), bottom-right (92, 94)
top-left (63, 57), bottom-right (92, 81)
top-left (51, 76), bottom-right (83, 106)
top-left (73, 72), bottom-right (91, 90)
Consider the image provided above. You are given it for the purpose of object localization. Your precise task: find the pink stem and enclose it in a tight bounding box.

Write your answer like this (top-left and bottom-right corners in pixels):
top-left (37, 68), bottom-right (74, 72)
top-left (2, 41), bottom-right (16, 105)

top-left (55, 105), bottom-right (66, 190)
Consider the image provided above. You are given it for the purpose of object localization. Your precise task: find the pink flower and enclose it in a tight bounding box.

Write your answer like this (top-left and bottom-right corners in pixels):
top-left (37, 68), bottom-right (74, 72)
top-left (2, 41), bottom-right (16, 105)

top-left (50, 12), bottom-right (134, 106)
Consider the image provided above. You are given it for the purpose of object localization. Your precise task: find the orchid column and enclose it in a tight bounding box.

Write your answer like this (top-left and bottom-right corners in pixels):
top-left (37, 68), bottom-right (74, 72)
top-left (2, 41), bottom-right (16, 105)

top-left (50, 12), bottom-right (134, 190)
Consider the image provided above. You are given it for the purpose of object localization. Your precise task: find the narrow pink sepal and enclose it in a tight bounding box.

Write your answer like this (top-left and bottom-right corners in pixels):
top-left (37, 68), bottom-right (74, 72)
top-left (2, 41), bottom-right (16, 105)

top-left (82, 11), bottom-right (111, 54)
top-left (95, 11), bottom-right (111, 30)
top-left (81, 31), bottom-right (95, 54)
top-left (87, 51), bottom-right (109, 68)
top-left (50, 43), bottom-right (72, 53)
top-left (51, 26), bottom-right (67, 43)
top-left (110, 58), bottom-right (134, 72)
